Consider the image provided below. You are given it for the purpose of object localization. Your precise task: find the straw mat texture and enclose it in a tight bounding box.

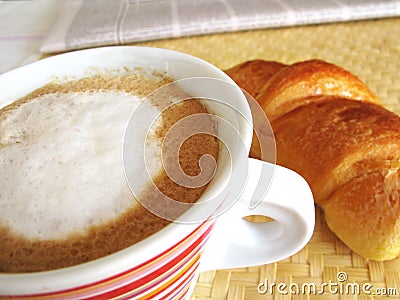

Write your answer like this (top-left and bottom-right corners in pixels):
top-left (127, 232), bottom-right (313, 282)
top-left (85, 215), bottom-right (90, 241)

top-left (136, 17), bottom-right (400, 300)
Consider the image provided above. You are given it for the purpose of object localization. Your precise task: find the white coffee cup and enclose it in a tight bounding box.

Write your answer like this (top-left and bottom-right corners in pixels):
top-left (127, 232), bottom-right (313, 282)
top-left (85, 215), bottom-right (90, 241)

top-left (0, 46), bottom-right (314, 299)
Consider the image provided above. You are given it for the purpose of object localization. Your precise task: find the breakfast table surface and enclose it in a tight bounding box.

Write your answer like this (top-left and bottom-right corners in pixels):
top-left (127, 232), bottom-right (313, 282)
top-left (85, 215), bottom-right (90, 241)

top-left (162, 17), bottom-right (400, 299)
top-left (1, 1), bottom-right (399, 299)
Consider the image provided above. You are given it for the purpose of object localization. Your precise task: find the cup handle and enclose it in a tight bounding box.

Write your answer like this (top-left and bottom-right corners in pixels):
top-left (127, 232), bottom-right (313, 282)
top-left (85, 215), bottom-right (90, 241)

top-left (198, 158), bottom-right (315, 272)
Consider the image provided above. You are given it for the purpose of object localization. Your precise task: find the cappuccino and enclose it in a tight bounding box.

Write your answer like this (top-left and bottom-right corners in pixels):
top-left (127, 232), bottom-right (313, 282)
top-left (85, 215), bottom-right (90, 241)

top-left (0, 73), bottom-right (219, 272)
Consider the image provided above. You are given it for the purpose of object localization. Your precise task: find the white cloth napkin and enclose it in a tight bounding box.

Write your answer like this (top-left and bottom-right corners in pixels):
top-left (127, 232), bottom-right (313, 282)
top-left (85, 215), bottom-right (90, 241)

top-left (40, 0), bottom-right (400, 54)
top-left (0, 0), bottom-right (62, 73)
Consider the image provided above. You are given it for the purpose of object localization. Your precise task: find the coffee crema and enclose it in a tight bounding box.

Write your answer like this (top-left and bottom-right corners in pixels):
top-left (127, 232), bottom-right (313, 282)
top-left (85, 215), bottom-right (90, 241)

top-left (0, 73), bottom-right (219, 272)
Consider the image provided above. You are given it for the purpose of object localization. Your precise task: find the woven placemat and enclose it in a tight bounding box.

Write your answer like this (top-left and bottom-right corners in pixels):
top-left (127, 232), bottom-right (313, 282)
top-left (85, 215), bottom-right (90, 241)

top-left (135, 18), bottom-right (400, 299)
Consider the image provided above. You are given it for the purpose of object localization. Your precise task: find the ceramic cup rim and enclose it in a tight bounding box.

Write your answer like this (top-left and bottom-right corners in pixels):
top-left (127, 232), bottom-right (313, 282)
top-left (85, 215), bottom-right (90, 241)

top-left (0, 46), bottom-right (253, 294)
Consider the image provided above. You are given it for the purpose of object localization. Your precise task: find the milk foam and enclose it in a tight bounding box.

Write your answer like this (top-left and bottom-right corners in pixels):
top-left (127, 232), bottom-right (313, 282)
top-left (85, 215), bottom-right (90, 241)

top-left (0, 91), bottom-right (162, 240)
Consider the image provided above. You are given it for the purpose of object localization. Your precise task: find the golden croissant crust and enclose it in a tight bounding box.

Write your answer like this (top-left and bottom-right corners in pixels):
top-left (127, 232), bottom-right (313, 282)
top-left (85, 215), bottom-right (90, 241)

top-left (225, 59), bottom-right (400, 261)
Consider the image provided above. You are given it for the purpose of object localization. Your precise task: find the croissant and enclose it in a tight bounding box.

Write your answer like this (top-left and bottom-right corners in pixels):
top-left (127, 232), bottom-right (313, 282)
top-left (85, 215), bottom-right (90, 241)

top-left (225, 59), bottom-right (400, 261)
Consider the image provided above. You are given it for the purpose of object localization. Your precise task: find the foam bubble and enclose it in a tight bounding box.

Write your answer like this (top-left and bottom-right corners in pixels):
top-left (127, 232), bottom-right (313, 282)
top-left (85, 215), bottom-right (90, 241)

top-left (0, 91), bottom-right (161, 240)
